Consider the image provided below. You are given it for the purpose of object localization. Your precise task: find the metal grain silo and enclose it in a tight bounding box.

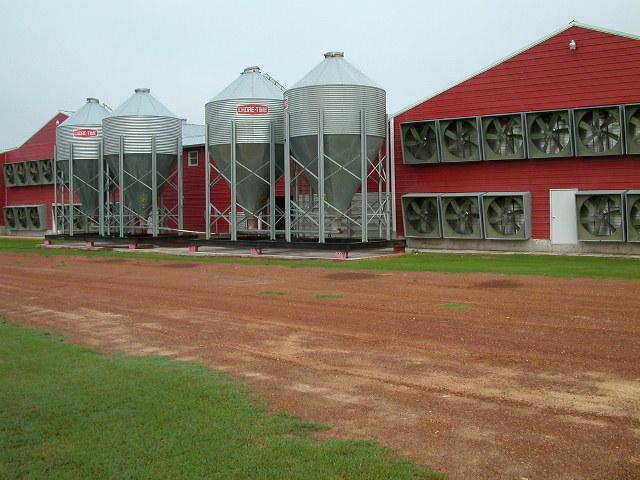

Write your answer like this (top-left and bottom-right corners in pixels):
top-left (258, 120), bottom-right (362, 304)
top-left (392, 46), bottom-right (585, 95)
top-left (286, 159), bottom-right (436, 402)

top-left (56, 98), bottom-right (110, 217)
top-left (285, 52), bottom-right (387, 242)
top-left (205, 66), bottom-right (285, 240)
top-left (103, 88), bottom-right (182, 236)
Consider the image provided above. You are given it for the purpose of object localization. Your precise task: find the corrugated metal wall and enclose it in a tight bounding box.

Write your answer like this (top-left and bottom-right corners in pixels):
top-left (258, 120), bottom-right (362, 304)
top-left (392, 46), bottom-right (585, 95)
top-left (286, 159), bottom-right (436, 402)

top-left (393, 26), bottom-right (640, 239)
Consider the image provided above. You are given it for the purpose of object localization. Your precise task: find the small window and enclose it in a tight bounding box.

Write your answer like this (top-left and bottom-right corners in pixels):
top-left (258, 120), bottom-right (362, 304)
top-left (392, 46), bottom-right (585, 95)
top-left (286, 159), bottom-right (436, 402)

top-left (187, 150), bottom-right (199, 167)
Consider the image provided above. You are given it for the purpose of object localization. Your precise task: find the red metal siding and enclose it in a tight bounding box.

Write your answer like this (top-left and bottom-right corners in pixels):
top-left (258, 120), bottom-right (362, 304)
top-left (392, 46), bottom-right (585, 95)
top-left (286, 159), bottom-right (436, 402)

top-left (394, 26), bottom-right (640, 239)
top-left (4, 113), bottom-right (69, 229)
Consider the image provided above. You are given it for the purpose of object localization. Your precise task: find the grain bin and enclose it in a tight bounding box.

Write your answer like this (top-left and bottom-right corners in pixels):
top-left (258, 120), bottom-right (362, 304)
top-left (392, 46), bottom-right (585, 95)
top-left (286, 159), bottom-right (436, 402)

top-left (56, 98), bottom-right (110, 216)
top-left (205, 66), bottom-right (285, 238)
top-left (285, 52), bottom-right (387, 241)
top-left (103, 88), bottom-right (182, 235)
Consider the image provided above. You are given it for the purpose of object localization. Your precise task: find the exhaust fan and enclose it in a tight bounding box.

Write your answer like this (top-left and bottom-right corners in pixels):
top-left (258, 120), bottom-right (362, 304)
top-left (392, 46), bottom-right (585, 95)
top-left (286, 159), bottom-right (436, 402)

top-left (3, 207), bottom-right (17, 229)
top-left (401, 121), bottom-right (439, 164)
top-left (27, 205), bottom-right (47, 230)
top-left (439, 193), bottom-right (484, 239)
top-left (439, 118), bottom-right (481, 162)
top-left (27, 161), bottom-right (41, 184)
top-left (15, 162), bottom-right (27, 185)
top-left (624, 104), bottom-right (640, 155)
top-left (526, 110), bottom-right (572, 158)
top-left (575, 191), bottom-right (625, 242)
top-left (574, 106), bottom-right (623, 156)
top-left (15, 206), bottom-right (28, 229)
top-left (625, 191), bottom-right (640, 242)
top-left (39, 159), bottom-right (54, 184)
top-left (481, 114), bottom-right (526, 160)
top-left (482, 192), bottom-right (531, 240)
top-left (401, 194), bottom-right (441, 238)
top-left (3, 164), bottom-right (16, 187)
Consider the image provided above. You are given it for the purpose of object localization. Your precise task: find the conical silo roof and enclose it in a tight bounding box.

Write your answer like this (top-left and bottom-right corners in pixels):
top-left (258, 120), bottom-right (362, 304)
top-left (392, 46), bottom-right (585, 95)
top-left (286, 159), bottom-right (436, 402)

top-left (60, 98), bottom-right (110, 126)
top-left (290, 52), bottom-right (381, 89)
top-left (107, 88), bottom-right (178, 118)
top-left (209, 66), bottom-right (284, 102)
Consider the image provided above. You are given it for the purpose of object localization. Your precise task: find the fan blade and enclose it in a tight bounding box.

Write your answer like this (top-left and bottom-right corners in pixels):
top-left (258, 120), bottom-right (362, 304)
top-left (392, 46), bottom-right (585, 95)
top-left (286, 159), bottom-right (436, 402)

top-left (444, 129), bottom-right (459, 140)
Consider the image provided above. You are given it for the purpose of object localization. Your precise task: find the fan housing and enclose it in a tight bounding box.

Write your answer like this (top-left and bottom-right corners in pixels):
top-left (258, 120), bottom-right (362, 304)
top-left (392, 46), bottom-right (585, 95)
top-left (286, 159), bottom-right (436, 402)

top-left (625, 191), bottom-right (640, 242)
top-left (575, 191), bottom-right (625, 242)
top-left (3, 207), bottom-right (17, 229)
top-left (482, 192), bottom-right (531, 240)
top-left (481, 114), bottom-right (526, 160)
top-left (624, 104), bottom-right (640, 155)
top-left (27, 161), bottom-right (41, 184)
top-left (27, 205), bottom-right (47, 230)
top-left (39, 159), bottom-right (54, 184)
top-left (439, 118), bottom-right (481, 162)
top-left (401, 194), bottom-right (441, 238)
top-left (401, 121), bottom-right (439, 164)
top-left (439, 193), bottom-right (484, 239)
top-left (3, 164), bottom-right (17, 187)
top-left (526, 110), bottom-right (573, 158)
top-left (574, 106), bottom-right (623, 156)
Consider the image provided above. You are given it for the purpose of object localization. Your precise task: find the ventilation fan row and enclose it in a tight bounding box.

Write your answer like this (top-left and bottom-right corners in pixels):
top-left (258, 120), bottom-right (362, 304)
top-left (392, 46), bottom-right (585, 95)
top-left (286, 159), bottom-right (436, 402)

top-left (402, 192), bottom-right (532, 240)
top-left (576, 190), bottom-right (640, 243)
top-left (3, 159), bottom-right (54, 187)
top-left (3, 205), bottom-right (48, 231)
top-left (401, 104), bottom-right (640, 164)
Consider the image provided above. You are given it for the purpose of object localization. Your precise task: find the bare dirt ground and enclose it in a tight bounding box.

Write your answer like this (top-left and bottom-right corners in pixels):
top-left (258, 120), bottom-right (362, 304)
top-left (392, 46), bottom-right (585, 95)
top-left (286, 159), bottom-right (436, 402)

top-left (1, 252), bottom-right (639, 479)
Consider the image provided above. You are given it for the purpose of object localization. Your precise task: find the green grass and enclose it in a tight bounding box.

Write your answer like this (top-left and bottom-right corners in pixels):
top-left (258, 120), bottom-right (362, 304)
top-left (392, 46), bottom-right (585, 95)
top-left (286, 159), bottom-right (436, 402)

top-left (1, 237), bottom-right (639, 279)
top-left (0, 320), bottom-right (442, 479)
top-left (314, 294), bottom-right (347, 299)
top-left (440, 303), bottom-right (472, 311)
top-left (258, 290), bottom-right (287, 296)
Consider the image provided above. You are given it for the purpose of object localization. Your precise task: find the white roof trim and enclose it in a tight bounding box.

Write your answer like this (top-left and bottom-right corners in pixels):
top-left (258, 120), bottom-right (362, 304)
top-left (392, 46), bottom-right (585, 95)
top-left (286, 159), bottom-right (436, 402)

top-left (391, 21), bottom-right (640, 118)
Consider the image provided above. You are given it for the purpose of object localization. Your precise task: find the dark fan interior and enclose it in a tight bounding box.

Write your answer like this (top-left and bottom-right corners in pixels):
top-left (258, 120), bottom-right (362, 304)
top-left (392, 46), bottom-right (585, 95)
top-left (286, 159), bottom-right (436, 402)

top-left (529, 111), bottom-right (570, 154)
top-left (579, 195), bottom-right (623, 236)
top-left (577, 109), bottom-right (620, 152)
top-left (405, 197), bottom-right (439, 234)
top-left (442, 120), bottom-right (479, 159)
top-left (403, 123), bottom-right (437, 161)
top-left (28, 162), bottom-right (39, 182)
top-left (41, 160), bottom-right (53, 181)
top-left (629, 197), bottom-right (640, 233)
top-left (16, 208), bottom-right (28, 228)
top-left (486, 197), bottom-right (524, 235)
top-left (15, 163), bottom-right (26, 183)
top-left (4, 164), bottom-right (16, 185)
top-left (628, 108), bottom-right (640, 149)
top-left (485, 116), bottom-right (524, 156)
top-left (28, 207), bottom-right (41, 229)
top-left (5, 209), bottom-right (16, 228)
top-left (444, 197), bottom-right (480, 234)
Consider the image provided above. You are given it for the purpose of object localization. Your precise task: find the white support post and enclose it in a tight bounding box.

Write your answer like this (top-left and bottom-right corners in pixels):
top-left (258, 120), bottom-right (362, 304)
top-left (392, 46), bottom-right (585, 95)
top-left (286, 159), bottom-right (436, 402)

top-left (284, 111), bottom-right (291, 242)
top-left (385, 114), bottom-right (391, 240)
top-left (119, 136), bottom-right (125, 238)
top-left (205, 126), bottom-right (211, 239)
top-left (99, 141), bottom-right (104, 236)
top-left (230, 121), bottom-right (237, 241)
top-left (317, 111), bottom-right (325, 243)
top-left (269, 121), bottom-right (276, 240)
top-left (177, 135), bottom-right (183, 232)
top-left (53, 144), bottom-right (58, 234)
top-left (151, 135), bottom-right (158, 237)
top-left (360, 109), bottom-right (368, 242)
top-left (69, 144), bottom-right (74, 236)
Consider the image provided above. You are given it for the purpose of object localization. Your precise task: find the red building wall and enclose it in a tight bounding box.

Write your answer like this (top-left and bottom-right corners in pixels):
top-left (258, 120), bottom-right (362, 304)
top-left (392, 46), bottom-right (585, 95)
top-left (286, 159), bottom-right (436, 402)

top-left (393, 26), bottom-right (640, 239)
top-left (3, 113), bottom-right (69, 229)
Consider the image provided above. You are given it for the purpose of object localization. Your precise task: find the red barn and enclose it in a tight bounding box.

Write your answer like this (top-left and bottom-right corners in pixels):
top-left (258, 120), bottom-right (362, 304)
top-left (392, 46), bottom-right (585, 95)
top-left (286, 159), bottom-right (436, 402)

top-left (391, 22), bottom-right (640, 253)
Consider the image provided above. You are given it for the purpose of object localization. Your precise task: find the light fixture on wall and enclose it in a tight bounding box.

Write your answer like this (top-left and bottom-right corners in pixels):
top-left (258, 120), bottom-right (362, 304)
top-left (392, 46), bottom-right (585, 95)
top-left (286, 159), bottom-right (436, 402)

top-left (569, 39), bottom-right (577, 51)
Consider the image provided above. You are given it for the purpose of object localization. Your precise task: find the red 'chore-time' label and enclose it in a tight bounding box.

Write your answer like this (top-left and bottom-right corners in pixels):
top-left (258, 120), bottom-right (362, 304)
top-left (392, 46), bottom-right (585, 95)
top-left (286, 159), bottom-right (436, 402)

top-left (73, 129), bottom-right (98, 138)
top-left (236, 104), bottom-right (269, 115)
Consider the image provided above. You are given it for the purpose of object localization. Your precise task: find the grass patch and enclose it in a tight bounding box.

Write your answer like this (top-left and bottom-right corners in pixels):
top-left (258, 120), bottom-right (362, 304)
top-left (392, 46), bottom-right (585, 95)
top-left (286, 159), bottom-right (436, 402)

top-left (2, 237), bottom-right (640, 280)
top-left (258, 290), bottom-right (287, 296)
top-left (0, 319), bottom-right (442, 479)
top-left (314, 293), bottom-right (347, 299)
top-left (440, 303), bottom-right (472, 311)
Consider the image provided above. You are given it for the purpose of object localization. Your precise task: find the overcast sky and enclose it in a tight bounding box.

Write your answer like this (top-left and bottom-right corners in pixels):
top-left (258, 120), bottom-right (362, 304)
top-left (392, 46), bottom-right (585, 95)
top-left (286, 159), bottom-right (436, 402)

top-left (1, 0), bottom-right (638, 151)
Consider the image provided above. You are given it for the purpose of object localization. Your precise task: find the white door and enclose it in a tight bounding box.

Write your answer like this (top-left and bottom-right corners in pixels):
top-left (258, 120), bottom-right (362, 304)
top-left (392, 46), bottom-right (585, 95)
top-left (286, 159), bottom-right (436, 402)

top-left (550, 189), bottom-right (578, 244)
